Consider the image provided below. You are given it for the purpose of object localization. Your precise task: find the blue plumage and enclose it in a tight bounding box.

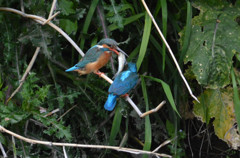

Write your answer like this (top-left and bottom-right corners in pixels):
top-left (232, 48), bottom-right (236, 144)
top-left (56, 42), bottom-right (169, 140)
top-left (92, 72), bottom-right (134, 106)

top-left (104, 94), bottom-right (118, 111)
top-left (65, 45), bottom-right (106, 72)
top-left (65, 66), bottom-right (79, 72)
top-left (104, 62), bottom-right (138, 111)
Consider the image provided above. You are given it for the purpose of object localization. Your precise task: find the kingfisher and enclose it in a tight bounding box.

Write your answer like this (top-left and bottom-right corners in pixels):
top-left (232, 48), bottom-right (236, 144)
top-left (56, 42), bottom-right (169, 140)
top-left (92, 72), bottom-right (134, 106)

top-left (104, 62), bottom-right (138, 111)
top-left (65, 44), bottom-right (119, 75)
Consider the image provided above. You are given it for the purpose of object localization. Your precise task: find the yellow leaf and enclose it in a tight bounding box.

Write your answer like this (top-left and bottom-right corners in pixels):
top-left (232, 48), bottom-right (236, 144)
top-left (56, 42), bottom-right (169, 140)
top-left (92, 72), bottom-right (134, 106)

top-left (193, 87), bottom-right (240, 148)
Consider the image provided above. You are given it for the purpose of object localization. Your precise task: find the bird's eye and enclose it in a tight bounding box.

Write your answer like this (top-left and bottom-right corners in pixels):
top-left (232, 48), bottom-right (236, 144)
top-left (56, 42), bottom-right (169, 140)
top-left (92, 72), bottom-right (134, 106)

top-left (106, 44), bottom-right (112, 47)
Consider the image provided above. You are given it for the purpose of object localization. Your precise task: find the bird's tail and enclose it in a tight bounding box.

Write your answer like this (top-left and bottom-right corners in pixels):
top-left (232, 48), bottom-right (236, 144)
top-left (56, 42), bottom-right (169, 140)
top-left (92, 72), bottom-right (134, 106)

top-left (65, 66), bottom-right (78, 72)
top-left (104, 94), bottom-right (118, 111)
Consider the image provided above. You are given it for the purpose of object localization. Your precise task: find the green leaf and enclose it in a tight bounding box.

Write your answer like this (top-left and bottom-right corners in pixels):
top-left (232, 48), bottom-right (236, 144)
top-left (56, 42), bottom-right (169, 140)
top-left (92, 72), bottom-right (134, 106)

top-left (108, 13), bottom-right (145, 31)
top-left (141, 77), bottom-right (151, 158)
top-left (183, 1), bottom-right (240, 88)
top-left (35, 114), bottom-right (72, 141)
top-left (161, 0), bottom-right (167, 71)
top-left (104, 0), bottom-right (127, 29)
top-left (193, 87), bottom-right (237, 140)
top-left (59, 19), bottom-right (78, 35)
top-left (143, 76), bottom-right (180, 117)
top-left (18, 26), bottom-right (52, 58)
top-left (0, 103), bottom-right (30, 126)
top-left (136, 12), bottom-right (152, 71)
top-left (109, 106), bottom-right (122, 145)
top-left (58, 0), bottom-right (75, 15)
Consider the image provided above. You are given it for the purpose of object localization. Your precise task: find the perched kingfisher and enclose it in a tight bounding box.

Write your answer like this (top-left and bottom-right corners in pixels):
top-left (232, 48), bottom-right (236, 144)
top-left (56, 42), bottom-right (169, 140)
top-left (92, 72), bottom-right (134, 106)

top-left (104, 62), bottom-right (138, 111)
top-left (65, 44), bottom-right (119, 75)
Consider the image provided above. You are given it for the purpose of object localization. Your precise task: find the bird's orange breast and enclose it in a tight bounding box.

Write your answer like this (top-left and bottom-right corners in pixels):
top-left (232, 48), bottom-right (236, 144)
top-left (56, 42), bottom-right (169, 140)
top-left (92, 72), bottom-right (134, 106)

top-left (85, 51), bottom-right (112, 73)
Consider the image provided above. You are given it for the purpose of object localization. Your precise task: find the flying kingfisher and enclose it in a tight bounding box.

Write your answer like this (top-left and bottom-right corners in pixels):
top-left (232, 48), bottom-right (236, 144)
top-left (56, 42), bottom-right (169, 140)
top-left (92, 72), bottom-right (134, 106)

top-left (104, 62), bottom-right (138, 111)
top-left (65, 44), bottom-right (119, 75)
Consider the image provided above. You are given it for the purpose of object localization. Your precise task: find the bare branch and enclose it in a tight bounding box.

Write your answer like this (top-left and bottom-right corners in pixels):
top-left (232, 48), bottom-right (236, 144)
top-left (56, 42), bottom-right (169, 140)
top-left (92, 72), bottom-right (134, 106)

top-left (48, 0), bottom-right (57, 19)
top-left (153, 139), bottom-right (171, 153)
top-left (57, 105), bottom-right (77, 121)
top-left (44, 108), bottom-right (60, 117)
top-left (0, 125), bottom-right (171, 157)
top-left (20, 0), bottom-right (24, 12)
top-left (63, 146), bottom-right (68, 158)
top-left (141, 0), bottom-right (199, 103)
top-left (43, 11), bottom-right (60, 25)
top-left (0, 142), bottom-right (7, 158)
top-left (6, 47), bottom-right (40, 103)
top-left (0, 7), bottom-right (85, 56)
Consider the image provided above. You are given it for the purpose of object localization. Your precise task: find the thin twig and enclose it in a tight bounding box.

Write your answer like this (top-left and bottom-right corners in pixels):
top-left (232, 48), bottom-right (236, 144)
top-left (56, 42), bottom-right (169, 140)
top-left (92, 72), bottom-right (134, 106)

top-left (16, 47), bottom-right (21, 81)
top-left (140, 100), bottom-right (166, 118)
top-left (63, 146), bottom-right (68, 158)
top-left (57, 105), bottom-right (77, 121)
top-left (6, 47), bottom-right (40, 103)
top-left (188, 120), bottom-right (194, 158)
top-left (141, 0), bottom-right (199, 103)
top-left (42, 11), bottom-right (60, 25)
top-left (48, 0), bottom-right (57, 19)
top-left (0, 142), bottom-right (7, 158)
top-left (97, 6), bottom-right (108, 38)
top-left (0, 125), bottom-right (171, 157)
top-left (20, 0), bottom-right (24, 12)
top-left (153, 139), bottom-right (171, 153)
top-left (44, 108), bottom-right (60, 117)
top-left (20, 139), bottom-right (27, 157)
top-left (119, 133), bottom-right (128, 147)
top-left (12, 136), bottom-right (17, 158)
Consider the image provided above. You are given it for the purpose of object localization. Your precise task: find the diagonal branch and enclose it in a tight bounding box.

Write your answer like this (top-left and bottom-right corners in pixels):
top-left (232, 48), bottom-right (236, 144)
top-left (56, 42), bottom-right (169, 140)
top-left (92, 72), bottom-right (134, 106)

top-left (48, 0), bottom-right (57, 19)
top-left (6, 47), bottom-right (40, 103)
top-left (0, 125), bottom-right (171, 157)
top-left (0, 142), bottom-right (7, 158)
top-left (0, 7), bottom-right (85, 56)
top-left (141, 0), bottom-right (199, 103)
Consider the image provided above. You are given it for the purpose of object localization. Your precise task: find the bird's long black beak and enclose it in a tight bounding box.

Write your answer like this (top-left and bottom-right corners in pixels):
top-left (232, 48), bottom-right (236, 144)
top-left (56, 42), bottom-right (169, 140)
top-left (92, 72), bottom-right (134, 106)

top-left (116, 47), bottom-right (129, 57)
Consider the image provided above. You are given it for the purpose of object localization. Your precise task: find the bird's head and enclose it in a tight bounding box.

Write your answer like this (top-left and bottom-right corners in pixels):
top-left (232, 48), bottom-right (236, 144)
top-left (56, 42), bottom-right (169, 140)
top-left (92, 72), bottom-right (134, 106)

top-left (99, 44), bottom-right (119, 55)
top-left (98, 38), bottom-right (118, 49)
top-left (98, 38), bottom-right (128, 57)
top-left (127, 62), bottom-right (137, 73)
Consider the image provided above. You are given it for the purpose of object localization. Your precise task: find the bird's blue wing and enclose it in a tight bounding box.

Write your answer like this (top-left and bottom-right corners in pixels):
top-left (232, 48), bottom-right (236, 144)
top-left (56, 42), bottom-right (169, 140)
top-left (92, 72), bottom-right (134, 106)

top-left (109, 72), bottom-right (138, 95)
top-left (75, 46), bottom-right (104, 68)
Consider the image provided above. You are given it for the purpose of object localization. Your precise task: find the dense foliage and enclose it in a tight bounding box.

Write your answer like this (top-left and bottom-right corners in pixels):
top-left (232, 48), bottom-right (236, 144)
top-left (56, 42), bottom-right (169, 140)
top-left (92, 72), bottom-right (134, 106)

top-left (0, 0), bottom-right (240, 157)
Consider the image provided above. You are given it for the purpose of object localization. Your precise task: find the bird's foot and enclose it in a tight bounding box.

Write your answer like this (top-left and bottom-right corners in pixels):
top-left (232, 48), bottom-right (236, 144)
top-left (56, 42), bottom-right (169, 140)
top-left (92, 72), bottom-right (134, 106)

top-left (121, 93), bottom-right (129, 98)
top-left (94, 71), bottom-right (105, 77)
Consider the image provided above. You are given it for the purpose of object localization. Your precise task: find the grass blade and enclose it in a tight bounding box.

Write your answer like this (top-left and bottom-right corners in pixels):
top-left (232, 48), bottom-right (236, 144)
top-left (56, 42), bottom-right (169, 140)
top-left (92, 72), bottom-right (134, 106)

top-left (179, 1), bottom-right (192, 63)
top-left (136, 12), bottom-right (152, 71)
top-left (109, 106), bottom-right (122, 145)
top-left (141, 76), bottom-right (152, 158)
top-left (80, 0), bottom-right (99, 49)
top-left (143, 75), bottom-right (180, 117)
top-left (161, 0), bottom-right (167, 72)
top-left (231, 69), bottom-right (240, 132)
